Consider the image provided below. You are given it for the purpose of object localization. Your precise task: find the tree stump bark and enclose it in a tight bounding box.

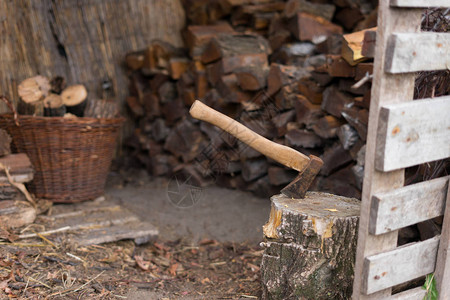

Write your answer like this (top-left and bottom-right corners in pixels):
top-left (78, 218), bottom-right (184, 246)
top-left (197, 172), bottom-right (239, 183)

top-left (261, 192), bottom-right (360, 300)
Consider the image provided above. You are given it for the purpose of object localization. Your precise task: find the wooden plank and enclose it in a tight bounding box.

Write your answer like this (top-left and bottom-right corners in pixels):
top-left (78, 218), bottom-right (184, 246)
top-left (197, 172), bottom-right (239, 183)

top-left (390, 0), bottom-right (450, 8)
top-left (370, 176), bottom-right (449, 235)
top-left (375, 96), bottom-right (450, 172)
top-left (362, 236), bottom-right (440, 295)
top-left (352, 3), bottom-right (423, 298)
top-left (389, 287), bottom-right (426, 300)
top-left (435, 183), bottom-right (450, 299)
top-left (385, 33), bottom-right (450, 73)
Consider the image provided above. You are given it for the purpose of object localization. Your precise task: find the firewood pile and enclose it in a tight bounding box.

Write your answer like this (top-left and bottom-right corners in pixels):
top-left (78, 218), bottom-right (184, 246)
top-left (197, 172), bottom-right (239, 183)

top-left (123, 0), bottom-right (380, 199)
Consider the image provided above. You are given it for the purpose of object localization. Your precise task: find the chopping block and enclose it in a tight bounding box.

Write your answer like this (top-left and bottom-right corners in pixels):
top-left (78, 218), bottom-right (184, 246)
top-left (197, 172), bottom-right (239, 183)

top-left (260, 192), bottom-right (360, 300)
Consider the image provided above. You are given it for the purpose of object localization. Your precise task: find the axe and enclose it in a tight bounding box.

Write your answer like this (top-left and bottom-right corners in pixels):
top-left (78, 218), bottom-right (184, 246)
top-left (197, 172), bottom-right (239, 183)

top-left (189, 100), bottom-right (323, 199)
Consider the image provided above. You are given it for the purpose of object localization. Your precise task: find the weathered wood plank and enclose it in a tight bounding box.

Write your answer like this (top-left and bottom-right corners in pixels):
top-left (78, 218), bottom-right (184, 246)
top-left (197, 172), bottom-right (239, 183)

top-left (389, 287), bottom-right (426, 300)
top-left (390, 0), bottom-right (450, 8)
top-left (435, 184), bottom-right (450, 299)
top-left (370, 176), bottom-right (449, 235)
top-left (362, 236), bottom-right (440, 295)
top-left (375, 96), bottom-right (450, 172)
top-left (352, 2), bottom-right (422, 299)
top-left (385, 33), bottom-right (450, 73)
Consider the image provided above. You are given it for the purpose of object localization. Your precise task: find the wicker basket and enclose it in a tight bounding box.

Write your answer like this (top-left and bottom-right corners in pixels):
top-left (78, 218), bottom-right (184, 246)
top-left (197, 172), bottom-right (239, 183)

top-left (0, 114), bottom-right (124, 203)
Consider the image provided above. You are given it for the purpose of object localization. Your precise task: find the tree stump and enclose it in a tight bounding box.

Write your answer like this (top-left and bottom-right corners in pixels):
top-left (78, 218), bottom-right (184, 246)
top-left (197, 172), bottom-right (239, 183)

top-left (261, 192), bottom-right (360, 300)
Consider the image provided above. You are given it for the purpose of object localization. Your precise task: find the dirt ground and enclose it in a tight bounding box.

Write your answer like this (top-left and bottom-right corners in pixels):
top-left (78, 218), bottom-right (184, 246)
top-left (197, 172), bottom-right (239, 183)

top-left (0, 170), bottom-right (271, 299)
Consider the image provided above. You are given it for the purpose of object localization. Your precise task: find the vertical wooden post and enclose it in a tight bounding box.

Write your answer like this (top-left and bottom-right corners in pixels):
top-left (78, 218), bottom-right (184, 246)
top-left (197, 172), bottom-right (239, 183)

top-left (351, 1), bottom-right (422, 299)
top-left (435, 184), bottom-right (450, 299)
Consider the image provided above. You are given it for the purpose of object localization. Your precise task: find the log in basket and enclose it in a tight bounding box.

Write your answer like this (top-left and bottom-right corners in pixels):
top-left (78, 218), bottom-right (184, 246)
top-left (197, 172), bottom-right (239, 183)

top-left (0, 97), bottom-right (123, 203)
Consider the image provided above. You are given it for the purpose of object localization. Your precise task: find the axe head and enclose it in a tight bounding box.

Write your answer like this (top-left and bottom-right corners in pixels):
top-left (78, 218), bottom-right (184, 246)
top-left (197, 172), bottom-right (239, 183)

top-left (281, 155), bottom-right (323, 199)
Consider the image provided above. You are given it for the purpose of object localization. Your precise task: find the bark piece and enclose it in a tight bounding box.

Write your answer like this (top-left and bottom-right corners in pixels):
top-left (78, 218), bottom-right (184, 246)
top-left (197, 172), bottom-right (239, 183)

top-left (0, 201), bottom-right (36, 229)
top-left (289, 12), bottom-right (343, 42)
top-left (43, 93), bottom-right (66, 117)
top-left (61, 85), bottom-right (88, 117)
top-left (261, 192), bottom-right (360, 299)
top-left (361, 28), bottom-right (377, 58)
top-left (0, 130), bottom-right (12, 157)
top-left (285, 129), bottom-right (323, 148)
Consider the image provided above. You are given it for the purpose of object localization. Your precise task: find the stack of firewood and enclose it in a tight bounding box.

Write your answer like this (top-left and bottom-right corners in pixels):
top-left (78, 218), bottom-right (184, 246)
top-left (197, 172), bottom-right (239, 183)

top-left (124, 0), bottom-right (379, 198)
top-left (15, 75), bottom-right (119, 119)
top-left (0, 129), bottom-right (36, 228)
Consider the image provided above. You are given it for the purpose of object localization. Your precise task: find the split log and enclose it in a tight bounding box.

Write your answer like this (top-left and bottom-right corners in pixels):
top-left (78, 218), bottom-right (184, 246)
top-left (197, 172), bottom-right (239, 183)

top-left (169, 57), bottom-right (190, 80)
top-left (355, 62), bottom-right (373, 81)
top-left (338, 78), bottom-right (370, 95)
top-left (242, 158), bottom-right (268, 182)
top-left (285, 128), bottom-right (324, 149)
top-left (61, 84), bottom-right (88, 117)
top-left (283, 0), bottom-right (335, 20)
top-left (0, 153), bottom-right (34, 177)
top-left (0, 129), bottom-right (12, 157)
top-left (267, 166), bottom-right (297, 186)
top-left (151, 118), bottom-right (171, 142)
top-left (335, 7), bottom-right (364, 31)
top-left (294, 94), bottom-right (323, 126)
top-left (325, 55), bottom-right (355, 77)
top-left (17, 75), bottom-right (50, 116)
top-left (216, 73), bottom-right (254, 103)
top-left (184, 23), bottom-right (236, 58)
top-left (315, 34), bottom-right (343, 55)
top-left (267, 63), bottom-right (309, 95)
top-left (125, 50), bottom-right (146, 71)
top-left (361, 28), bottom-right (377, 58)
top-left (271, 109), bottom-right (296, 137)
top-left (0, 201), bottom-right (36, 229)
top-left (235, 66), bottom-right (269, 91)
top-left (261, 192), bottom-right (360, 300)
top-left (164, 119), bottom-right (206, 163)
top-left (289, 12), bottom-right (343, 42)
top-left (341, 105), bottom-right (368, 141)
top-left (320, 143), bottom-right (353, 176)
top-left (337, 123), bottom-right (359, 150)
top-left (341, 27), bottom-right (377, 66)
top-left (126, 96), bottom-right (145, 117)
top-left (43, 93), bottom-right (66, 117)
top-left (142, 40), bottom-right (185, 74)
top-left (297, 77), bottom-right (324, 104)
top-left (246, 175), bottom-right (280, 198)
top-left (161, 97), bottom-right (186, 124)
top-left (321, 85), bottom-right (353, 118)
top-left (311, 115), bottom-right (344, 139)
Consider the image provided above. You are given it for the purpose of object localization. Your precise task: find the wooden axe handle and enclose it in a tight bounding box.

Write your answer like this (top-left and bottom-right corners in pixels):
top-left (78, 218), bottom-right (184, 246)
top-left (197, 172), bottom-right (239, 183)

top-left (190, 100), bottom-right (310, 172)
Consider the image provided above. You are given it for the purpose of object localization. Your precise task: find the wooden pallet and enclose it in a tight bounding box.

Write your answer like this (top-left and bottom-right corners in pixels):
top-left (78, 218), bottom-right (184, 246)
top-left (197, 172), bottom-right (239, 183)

top-left (352, 1), bottom-right (450, 299)
top-left (34, 196), bottom-right (159, 246)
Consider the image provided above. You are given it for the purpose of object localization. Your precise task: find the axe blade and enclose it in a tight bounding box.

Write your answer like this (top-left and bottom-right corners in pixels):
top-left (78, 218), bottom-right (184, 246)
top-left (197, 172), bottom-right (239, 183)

top-left (281, 155), bottom-right (323, 199)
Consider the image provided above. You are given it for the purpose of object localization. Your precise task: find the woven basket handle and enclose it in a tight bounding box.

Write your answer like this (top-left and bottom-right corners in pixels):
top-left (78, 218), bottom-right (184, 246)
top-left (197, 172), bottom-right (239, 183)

top-left (0, 95), bottom-right (19, 126)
